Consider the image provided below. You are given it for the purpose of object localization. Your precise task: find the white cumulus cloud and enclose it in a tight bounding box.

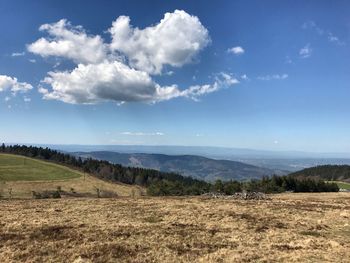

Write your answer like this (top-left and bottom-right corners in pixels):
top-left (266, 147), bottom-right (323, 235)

top-left (28, 11), bottom-right (236, 105)
top-left (0, 75), bottom-right (33, 93)
top-left (27, 19), bottom-right (108, 64)
top-left (109, 10), bottom-right (210, 75)
top-left (38, 61), bottom-right (238, 104)
top-left (227, 46), bottom-right (245, 55)
top-left (39, 61), bottom-right (161, 104)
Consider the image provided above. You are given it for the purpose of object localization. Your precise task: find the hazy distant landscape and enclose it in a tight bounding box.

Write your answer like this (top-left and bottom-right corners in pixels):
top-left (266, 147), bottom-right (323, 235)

top-left (73, 151), bottom-right (282, 181)
top-left (39, 143), bottom-right (350, 171)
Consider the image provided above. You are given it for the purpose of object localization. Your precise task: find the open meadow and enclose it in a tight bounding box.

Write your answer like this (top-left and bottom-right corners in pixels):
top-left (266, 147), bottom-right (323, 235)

top-left (0, 193), bottom-right (349, 263)
top-left (0, 153), bottom-right (141, 198)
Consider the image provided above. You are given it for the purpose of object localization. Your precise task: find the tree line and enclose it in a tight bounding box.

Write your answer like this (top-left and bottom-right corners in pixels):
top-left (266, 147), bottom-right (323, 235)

top-left (147, 175), bottom-right (339, 196)
top-left (0, 143), bottom-right (339, 195)
top-left (290, 165), bottom-right (350, 181)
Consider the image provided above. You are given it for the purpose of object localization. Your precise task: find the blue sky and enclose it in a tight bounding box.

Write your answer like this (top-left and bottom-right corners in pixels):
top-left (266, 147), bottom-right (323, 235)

top-left (0, 0), bottom-right (350, 152)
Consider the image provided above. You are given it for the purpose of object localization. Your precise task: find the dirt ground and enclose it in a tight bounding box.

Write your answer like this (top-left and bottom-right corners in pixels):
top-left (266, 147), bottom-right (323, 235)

top-left (0, 193), bottom-right (349, 263)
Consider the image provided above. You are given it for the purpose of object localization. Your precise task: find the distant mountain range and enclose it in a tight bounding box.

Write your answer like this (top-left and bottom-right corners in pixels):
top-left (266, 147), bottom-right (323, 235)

top-left (73, 151), bottom-right (284, 182)
top-left (38, 144), bottom-right (350, 173)
top-left (39, 144), bottom-right (350, 159)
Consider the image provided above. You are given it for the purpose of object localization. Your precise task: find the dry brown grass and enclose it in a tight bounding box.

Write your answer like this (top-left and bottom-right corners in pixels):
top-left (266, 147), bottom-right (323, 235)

top-left (0, 174), bottom-right (143, 198)
top-left (0, 192), bottom-right (349, 262)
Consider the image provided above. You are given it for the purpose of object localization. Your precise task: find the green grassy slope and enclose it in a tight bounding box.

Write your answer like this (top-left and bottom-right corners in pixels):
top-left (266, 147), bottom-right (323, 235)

top-left (0, 153), bottom-right (81, 181)
top-left (327, 181), bottom-right (350, 190)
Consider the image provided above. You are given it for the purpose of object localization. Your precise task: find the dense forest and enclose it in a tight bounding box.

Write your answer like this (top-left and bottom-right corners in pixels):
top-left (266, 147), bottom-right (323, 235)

top-left (290, 165), bottom-right (350, 181)
top-left (0, 144), bottom-right (339, 195)
top-left (147, 175), bottom-right (339, 195)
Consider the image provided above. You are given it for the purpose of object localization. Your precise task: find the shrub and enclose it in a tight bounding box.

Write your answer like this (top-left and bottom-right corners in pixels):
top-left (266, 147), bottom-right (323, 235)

top-left (52, 191), bottom-right (61, 199)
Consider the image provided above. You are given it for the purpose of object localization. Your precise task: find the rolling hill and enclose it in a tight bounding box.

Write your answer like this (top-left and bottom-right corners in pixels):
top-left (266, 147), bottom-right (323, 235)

top-left (0, 153), bottom-right (141, 198)
top-left (74, 151), bottom-right (282, 182)
top-left (289, 165), bottom-right (350, 183)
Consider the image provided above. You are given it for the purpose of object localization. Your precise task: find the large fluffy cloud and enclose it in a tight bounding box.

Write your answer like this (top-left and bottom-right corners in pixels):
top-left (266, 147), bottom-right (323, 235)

top-left (0, 75), bottom-right (33, 93)
top-left (40, 61), bottom-right (159, 104)
top-left (39, 61), bottom-right (237, 104)
top-left (27, 19), bottom-right (107, 64)
top-left (109, 10), bottom-right (210, 74)
top-left (28, 10), bottom-right (235, 105)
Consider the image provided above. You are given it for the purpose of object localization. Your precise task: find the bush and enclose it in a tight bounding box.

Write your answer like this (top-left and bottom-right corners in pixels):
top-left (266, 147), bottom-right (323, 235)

top-left (52, 191), bottom-right (61, 198)
top-left (32, 190), bottom-right (61, 199)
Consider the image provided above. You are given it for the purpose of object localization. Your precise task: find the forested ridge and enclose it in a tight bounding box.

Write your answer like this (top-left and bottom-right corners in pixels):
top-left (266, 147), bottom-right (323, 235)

top-left (0, 143), bottom-right (339, 195)
top-left (290, 165), bottom-right (350, 181)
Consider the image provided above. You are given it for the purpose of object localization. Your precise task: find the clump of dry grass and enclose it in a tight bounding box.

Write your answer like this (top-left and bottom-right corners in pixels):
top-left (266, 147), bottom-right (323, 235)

top-left (0, 193), bottom-right (349, 262)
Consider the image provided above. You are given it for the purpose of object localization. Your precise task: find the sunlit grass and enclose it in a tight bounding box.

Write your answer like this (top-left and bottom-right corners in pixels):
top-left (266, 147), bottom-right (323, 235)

top-left (327, 181), bottom-right (350, 190)
top-left (0, 153), bottom-right (81, 181)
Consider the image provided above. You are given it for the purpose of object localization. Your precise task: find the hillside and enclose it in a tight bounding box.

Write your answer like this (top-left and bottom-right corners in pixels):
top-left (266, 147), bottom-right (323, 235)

top-left (0, 144), bottom-right (211, 196)
top-left (1, 145), bottom-right (337, 197)
top-left (0, 153), bottom-right (141, 198)
top-left (290, 165), bottom-right (350, 183)
top-left (74, 151), bottom-right (280, 181)
top-left (0, 153), bottom-right (81, 181)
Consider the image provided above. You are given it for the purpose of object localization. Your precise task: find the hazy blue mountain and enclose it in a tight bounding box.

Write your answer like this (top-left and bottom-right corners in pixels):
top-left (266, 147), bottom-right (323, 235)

top-left (35, 144), bottom-right (350, 159)
top-left (14, 143), bottom-right (350, 172)
top-left (73, 151), bottom-right (283, 182)
top-left (234, 158), bottom-right (350, 172)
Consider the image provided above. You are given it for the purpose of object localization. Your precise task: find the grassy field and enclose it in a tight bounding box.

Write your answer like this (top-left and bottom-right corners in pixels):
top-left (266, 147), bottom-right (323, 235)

top-left (0, 153), bottom-right (81, 181)
top-left (0, 153), bottom-right (141, 198)
top-left (0, 193), bottom-right (349, 262)
top-left (328, 181), bottom-right (350, 190)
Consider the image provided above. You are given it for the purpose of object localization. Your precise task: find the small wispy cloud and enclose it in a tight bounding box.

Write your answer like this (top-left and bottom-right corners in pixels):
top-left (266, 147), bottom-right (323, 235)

top-left (165, 71), bottom-right (174, 76)
top-left (302, 21), bottom-right (324, 35)
top-left (227, 46), bottom-right (245, 55)
top-left (11, 52), bottom-right (25, 57)
top-left (23, 96), bottom-right (31, 102)
top-left (302, 21), bottom-right (345, 46)
top-left (257, 74), bottom-right (288, 81)
top-left (241, 74), bottom-right (249, 81)
top-left (28, 59), bottom-right (36, 63)
top-left (327, 32), bottom-right (345, 46)
top-left (121, 131), bottom-right (165, 136)
top-left (299, 44), bottom-right (312, 58)
top-left (218, 72), bottom-right (239, 85)
top-left (285, 56), bottom-right (292, 64)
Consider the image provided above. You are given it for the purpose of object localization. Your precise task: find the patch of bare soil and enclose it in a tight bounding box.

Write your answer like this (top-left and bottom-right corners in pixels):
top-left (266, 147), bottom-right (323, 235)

top-left (0, 193), bottom-right (349, 262)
